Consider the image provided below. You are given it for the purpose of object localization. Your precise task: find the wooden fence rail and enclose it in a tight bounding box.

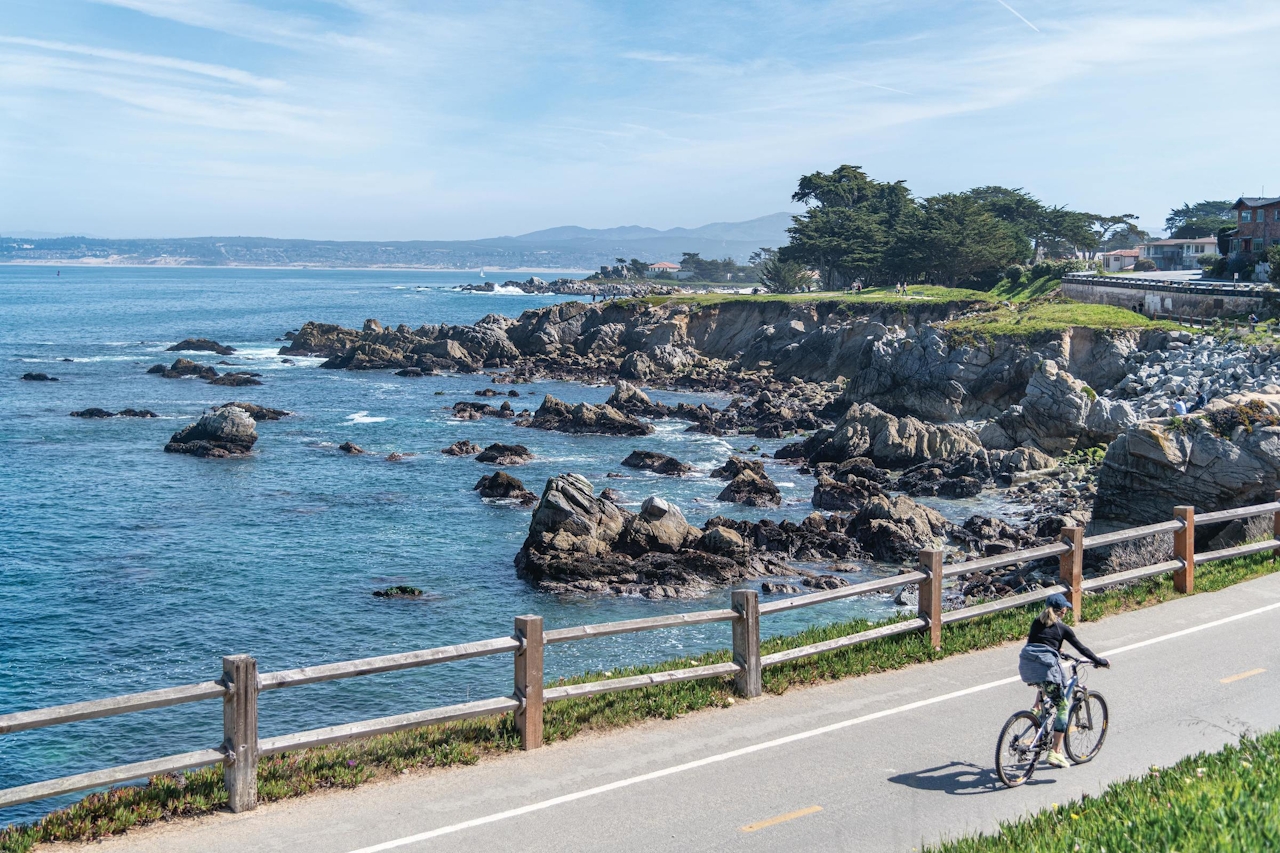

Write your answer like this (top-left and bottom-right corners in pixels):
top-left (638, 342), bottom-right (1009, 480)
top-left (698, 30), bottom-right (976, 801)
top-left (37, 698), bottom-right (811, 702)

top-left (4, 493), bottom-right (1280, 813)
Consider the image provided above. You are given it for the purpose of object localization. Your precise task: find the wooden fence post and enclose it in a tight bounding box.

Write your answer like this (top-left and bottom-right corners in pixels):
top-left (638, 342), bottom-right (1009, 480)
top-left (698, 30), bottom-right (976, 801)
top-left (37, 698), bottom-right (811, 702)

top-left (514, 615), bottom-right (544, 750)
top-left (222, 655), bottom-right (258, 813)
top-left (1173, 506), bottom-right (1196, 594)
top-left (1273, 489), bottom-right (1280, 563)
top-left (732, 589), bottom-right (761, 698)
top-left (918, 549), bottom-right (943, 650)
top-left (1059, 526), bottom-right (1083, 617)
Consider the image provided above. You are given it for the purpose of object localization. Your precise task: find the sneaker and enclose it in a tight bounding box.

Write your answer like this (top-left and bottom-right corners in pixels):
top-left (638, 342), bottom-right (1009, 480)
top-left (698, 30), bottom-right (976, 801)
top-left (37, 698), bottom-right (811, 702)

top-left (1045, 750), bottom-right (1070, 769)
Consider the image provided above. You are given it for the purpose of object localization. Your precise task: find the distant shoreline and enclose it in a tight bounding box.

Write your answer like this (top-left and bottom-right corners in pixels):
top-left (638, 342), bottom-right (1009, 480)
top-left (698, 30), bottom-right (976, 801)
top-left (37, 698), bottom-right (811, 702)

top-left (0, 260), bottom-right (594, 274)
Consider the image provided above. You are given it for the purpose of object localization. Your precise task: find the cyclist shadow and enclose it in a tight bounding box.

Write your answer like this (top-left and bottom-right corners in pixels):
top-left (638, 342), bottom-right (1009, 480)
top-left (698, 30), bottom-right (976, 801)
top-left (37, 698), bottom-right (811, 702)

top-left (886, 761), bottom-right (1054, 795)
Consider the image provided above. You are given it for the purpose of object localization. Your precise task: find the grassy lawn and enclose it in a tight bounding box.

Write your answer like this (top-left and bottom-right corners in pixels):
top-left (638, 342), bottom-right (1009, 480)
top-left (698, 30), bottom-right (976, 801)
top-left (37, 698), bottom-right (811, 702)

top-left (3, 550), bottom-right (1277, 852)
top-left (642, 284), bottom-right (995, 308)
top-left (931, 730), bottom-right (1280, 852)
top-left (944, 300), bottom-right (1178, 341)
top-left (988, 275), bottom-right (1062, 302)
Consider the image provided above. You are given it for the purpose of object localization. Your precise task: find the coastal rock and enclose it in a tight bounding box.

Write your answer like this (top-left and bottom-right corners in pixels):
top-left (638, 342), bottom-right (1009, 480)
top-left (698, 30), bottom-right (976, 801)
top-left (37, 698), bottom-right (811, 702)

top-left (278, 321), bottom-right (363, 357)
top-left (1094, 411), bottom-right (1280, 526)
top-left (70, 408), bottom-right (117, 418)
top-left (760, 581), bottom-right (803, 595)
top-left (621, 450), bottom-right (692, 476)
top-left (148, 358), bottom-right (218, 380)
top-left (395, 367), bottom-right (432, 378)
top-left (164, 405), bottom-right (258, 458)
top-left (782, 402), bottom-right (982, 469)
top-left (221, 402), bottom-right (290, 421)
top-left (21, 372), bottom-right (58, 381)
top-left (167, 338), bottom-right (235, 356)
top-left (850, 495), bottom-right (951, 562)
top-left (606, 381), bottom-right (670, 418)
top-left (117, 408), bottom-right (159, 418)
top-left (527, 394), bottom-right (653, 436)
top-left (442, 440), bottom-right (483, 456)
top-left (209, 372), bottom-right (263, 387)
top-left (474, 471), bottom-right (537, 505)
top-left (896, 451), bottom-right (992, 498)
top-left (71, 406), bottom-right (159, 419)
top-left (810, 473), bottom-right (884, 510)
top-left (710, 456), bottom-right (766, 480)
top-left (475, 442), bottom-right (534, 465)
top-left (617, 496), bottom-right (699, 555)
top-left (717, 469), bottom-right (782, 507)
top-left (990, 361), bottom-right (1093, 454)
top-left (339, 441), bottom-right (365, 454)
top-left (373, 585), bottom-right (423, 599)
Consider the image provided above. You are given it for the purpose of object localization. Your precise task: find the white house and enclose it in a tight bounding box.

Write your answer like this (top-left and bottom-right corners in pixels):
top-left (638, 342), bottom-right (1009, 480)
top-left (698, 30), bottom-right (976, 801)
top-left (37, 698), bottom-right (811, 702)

top-left (1137, 237), bottom-right (1217, 271)
top-left (1100, 249), bottom-right (1139, 272)
top-left (645, 261), bottom-right (681, 278)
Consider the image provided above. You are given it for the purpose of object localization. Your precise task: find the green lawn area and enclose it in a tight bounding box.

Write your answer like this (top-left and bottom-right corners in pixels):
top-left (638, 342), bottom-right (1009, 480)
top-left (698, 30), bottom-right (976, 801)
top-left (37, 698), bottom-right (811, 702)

top-left (944, 301), bottom-right (1177, 341)
top-left (642, 284), bottom-right (995, 308)
top-left (988, 275), bottom-right (1063, 302)
top-left (931, 730), bottom-right (1280, 852)
top-left (3, 550), bottom-right (1276, 852)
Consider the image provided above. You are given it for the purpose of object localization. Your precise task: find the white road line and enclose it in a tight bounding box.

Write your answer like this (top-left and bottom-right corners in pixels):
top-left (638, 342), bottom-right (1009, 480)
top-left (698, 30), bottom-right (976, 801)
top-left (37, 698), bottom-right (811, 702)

top-left (344, 599), bottom-right (1280, 853)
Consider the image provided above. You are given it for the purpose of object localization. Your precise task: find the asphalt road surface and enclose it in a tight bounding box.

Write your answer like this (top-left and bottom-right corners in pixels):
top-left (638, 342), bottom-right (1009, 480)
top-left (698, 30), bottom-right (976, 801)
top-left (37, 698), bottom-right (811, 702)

top-left (60, 572), bottom-right (1280, 853)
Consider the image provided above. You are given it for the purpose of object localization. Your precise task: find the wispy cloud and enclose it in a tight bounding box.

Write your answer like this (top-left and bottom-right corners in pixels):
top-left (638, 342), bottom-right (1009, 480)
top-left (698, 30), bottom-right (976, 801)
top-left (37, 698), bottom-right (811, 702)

top-left (994, 0), bottom-right (1041, 32)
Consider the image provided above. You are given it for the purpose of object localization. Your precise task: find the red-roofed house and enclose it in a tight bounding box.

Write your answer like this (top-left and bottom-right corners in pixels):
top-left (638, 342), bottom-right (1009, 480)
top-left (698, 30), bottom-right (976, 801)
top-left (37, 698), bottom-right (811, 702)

top-left (645, 261), bottom-right (682, 278)
top-left (1100, 249), bottom-right (1139, 272)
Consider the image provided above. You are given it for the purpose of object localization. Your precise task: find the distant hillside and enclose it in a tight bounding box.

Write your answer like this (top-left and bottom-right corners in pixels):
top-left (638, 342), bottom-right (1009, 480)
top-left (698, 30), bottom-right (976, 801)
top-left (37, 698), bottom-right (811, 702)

top-left (0, 213), bottom-right (794, 269)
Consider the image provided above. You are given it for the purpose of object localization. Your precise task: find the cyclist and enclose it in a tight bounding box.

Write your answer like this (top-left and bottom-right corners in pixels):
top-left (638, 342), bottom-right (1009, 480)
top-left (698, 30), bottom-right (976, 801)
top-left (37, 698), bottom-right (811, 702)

top-left (1018, 592), bottom-right (1109, 768)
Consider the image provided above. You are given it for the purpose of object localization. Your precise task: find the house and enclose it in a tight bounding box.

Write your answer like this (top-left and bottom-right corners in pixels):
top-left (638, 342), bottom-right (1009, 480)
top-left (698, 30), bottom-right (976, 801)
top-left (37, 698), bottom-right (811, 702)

top-left (1137, 237), bottom-right (1218, 271)
top-left (645, 261), bottom-right (681, 278)
top-left (1227, 196), bottom-right (1280, 257)
top-left (1100, 249), bottom-right (1139, 272)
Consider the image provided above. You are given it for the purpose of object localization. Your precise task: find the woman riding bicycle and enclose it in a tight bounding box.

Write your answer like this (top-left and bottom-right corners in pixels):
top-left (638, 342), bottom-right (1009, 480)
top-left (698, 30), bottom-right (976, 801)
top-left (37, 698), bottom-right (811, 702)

top-left (1018, 593), bottom-right (1109, 768)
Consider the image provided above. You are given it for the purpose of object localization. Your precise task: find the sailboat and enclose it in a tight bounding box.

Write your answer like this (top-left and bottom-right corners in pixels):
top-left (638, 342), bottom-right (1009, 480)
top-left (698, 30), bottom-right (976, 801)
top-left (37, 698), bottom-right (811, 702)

top-left (479, 268), bottom-right (485, 278)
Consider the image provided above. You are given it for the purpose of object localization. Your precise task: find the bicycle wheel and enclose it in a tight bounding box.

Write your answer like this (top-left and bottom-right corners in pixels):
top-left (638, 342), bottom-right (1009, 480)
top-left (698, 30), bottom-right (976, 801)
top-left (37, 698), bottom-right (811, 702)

top-left (996, 710), bottom-right (1043, 787)
top-left (1065, 690), bottom-right (1109, 764)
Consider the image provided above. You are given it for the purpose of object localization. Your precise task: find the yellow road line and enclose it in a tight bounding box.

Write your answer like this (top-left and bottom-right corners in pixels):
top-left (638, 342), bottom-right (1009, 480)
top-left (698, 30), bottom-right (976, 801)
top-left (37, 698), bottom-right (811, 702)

top-left (740, 805), bottom-right (823, 833)
top-left (1221, 668), bottom-right (1266, 684)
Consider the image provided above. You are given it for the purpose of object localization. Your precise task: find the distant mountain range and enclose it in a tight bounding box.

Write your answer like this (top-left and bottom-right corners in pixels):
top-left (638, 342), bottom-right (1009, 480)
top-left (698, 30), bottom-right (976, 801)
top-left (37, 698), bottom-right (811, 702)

top-left (0, 213), bottom-right (794, 270)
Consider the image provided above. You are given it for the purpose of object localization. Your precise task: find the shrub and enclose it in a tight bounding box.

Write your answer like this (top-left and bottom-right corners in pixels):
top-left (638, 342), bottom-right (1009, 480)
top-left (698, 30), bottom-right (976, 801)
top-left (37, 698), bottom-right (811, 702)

top-left (1197, 252), bottom-right (1221, 269)
top-left (1133, 258), bottom-right (1157, 272)
top-left (1269, 244), bottom-right (1280, 286)
top-left (1204, 399), bottom-right (1280, 437)
top-left (1211, 256), bottom-right (1230, 278)
top-left (1003, 264), bottom-right (1025, 284)
top-left (1030, 259), bottom-right (1087, 279)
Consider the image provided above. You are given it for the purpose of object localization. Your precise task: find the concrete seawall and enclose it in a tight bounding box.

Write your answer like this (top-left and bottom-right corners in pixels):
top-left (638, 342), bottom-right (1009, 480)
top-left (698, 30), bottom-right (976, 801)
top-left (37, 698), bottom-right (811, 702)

top-left (1062, 275), bottom-right (1267, 318)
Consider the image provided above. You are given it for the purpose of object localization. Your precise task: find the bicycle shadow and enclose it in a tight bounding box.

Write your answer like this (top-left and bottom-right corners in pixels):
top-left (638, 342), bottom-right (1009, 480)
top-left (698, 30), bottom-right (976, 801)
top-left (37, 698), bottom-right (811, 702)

top-left (886, 761), bottom-right (1054, 795)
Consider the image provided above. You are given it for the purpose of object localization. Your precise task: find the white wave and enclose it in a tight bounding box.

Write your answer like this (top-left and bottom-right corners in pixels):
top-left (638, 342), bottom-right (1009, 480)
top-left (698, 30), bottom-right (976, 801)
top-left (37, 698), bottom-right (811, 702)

top-left (391, 286), bottom-right (408, 289)
top-left (345, 411), bottom-right (389, 424)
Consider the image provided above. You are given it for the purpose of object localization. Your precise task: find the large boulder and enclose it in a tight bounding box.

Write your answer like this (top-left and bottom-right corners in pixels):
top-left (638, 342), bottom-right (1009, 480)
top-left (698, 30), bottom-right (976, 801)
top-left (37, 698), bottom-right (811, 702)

top-left (147, 358), bottom-right (218, 380)
top-left (991, 360), bottom-right (1093, 454)
top-left (527, 394), bottom-right (653, 436)
top-left (621, 450), bottom-right (692, 476)
top-left (811, 473), bottom-right (886, 510)
top-left (474, 471), bottom-right (537, 506)
top-left (895, 451), bottom-right (991, 499)
top-left (606, 381), bottom-right (670, 418)
top-left (475, 443), bottom-right (534, 465)
top-left (783, 402), bottom-right (982, 469)
top-left (167, 338), bottom-right (235, 356)
top-left (442, 440), bottom-right (483, 456)
top-left (1094, 410), bottom-right (1280, 526)
top-left (717, 469), bottom-right (782, 507)
top-left (617, 496), bottom-right (699, 554)
top-left (850, 495), bottom-right (951, 562)
top-left (164, 405), bottom-right (258, 458)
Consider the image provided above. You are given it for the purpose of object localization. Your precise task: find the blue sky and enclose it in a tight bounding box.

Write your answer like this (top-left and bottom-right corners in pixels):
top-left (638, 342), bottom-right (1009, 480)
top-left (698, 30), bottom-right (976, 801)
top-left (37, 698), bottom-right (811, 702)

top-left (1, 0), bottom-right (1277, 240)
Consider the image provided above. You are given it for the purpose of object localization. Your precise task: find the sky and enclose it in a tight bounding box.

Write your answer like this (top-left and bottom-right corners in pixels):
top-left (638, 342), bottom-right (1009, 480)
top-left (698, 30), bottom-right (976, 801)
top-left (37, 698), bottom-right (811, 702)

top-left (1, 0), bottom-right (1277, 241)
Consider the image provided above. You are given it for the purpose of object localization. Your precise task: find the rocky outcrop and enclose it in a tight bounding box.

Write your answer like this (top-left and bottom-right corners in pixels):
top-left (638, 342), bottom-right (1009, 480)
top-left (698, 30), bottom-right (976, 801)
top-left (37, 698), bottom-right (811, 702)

top-left (606, 381), bottom-right (670, 418)
top-left (850, 495), bottom-right (952, 562)
top-left (1094, 405), bottom-right (1280, 526)
top-left (811, 472), bottom-right (885, 510)
top-left (164, 405), bottom-right (258, 458)
top-left (442, 440), bottom-right (483, 456)
top-left (514, 475), bottom-right (787, 598)
top-left (711, 456), bottom-right (766, 480)
top-left (21, 372), bottom-right (58, 381)
top-left (717, 469), bottom-right (782, 507)
top-left (339, 441), bottom-right (365, 454)
top-left (475, 443), bottom-right (534, 465)
top-left (167, 338), bottom-right (235, 356)
top-left (621, 450), bottom-right (692, 476)
top-left (781, 402), bottom-right (982, 469)
top-left (70, 408), bottom-right (158, 418)
top-left (896, 451), bottom-right (992, 499)
top-left (209, 372), bottom-right (263, 387)
top-left (147, 358), bottom-right (217, 380)
top-left (475, 471), bottom-right (537, 505)
top-left (221, 402), bottom-right (290, 421)
top-left (527, 394), bottom-right (653, 436)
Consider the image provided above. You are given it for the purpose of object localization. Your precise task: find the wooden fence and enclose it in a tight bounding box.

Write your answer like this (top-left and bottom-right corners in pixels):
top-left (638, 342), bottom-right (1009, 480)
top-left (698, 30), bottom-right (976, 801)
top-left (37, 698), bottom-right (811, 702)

top-left (4, 494), bottom-right (1280, 814)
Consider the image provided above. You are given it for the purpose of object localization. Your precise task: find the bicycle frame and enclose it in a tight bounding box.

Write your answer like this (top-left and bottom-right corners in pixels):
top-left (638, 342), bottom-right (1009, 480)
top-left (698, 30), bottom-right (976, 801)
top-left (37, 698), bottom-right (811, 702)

top-left (1031, 656), bottom-right (1093, 745)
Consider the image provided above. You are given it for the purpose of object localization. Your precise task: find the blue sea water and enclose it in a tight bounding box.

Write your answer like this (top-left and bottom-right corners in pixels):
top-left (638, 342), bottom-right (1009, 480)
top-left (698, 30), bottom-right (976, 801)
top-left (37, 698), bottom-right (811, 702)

top-left (0, 266), bottom-right (1016, 825)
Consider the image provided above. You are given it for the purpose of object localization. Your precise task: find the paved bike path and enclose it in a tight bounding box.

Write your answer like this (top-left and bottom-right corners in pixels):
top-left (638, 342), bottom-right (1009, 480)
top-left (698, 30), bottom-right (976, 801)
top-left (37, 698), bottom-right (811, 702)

top-left (61, 572), bottom-right (1280, 853)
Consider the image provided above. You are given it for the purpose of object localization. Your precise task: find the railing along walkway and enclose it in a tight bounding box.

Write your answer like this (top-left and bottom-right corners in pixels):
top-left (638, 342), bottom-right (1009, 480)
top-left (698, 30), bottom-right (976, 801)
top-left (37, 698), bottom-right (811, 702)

top-left (4, 494), bottom-right (1280, 813)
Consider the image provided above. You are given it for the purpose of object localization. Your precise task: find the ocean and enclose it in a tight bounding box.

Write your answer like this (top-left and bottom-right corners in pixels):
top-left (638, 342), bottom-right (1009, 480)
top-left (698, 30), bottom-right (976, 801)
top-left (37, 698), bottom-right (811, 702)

top-left (0, 266), bottom-right (1015, 824)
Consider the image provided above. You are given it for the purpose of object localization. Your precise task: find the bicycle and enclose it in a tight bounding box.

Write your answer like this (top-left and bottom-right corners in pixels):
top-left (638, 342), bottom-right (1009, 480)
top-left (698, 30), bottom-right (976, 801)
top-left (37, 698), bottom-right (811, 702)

top-left (995, 653), bottom-right (1109, 788)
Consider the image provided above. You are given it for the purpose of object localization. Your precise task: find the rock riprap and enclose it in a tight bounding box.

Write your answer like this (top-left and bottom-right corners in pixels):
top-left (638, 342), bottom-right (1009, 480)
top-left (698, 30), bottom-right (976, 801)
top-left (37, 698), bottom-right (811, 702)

top-left (164, 405), bottom-right (258, 458)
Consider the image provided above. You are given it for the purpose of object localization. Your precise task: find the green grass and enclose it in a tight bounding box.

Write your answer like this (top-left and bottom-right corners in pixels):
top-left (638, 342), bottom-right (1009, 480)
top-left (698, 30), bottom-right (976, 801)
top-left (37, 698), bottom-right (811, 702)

top-left (3, 550), bottom-right (1277, 852)
top-left (931, 730), bottom-right (1280, 852)
top-left (988, 275), bottom-right (1063, 303)
top-left (641, 284), bottom-right (995, 308)
top-left (944, 300), bottom-right (1178, 341)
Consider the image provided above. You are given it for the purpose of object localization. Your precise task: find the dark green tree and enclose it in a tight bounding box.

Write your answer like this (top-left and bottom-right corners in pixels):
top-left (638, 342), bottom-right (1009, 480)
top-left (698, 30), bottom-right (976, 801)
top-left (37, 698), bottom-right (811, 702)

top-left (915, 194), bottom-right (1023, 286)
top-left (758, 256), bottom-right (809, 293)
top-left (1165, 200), bottom-right (1236, 238)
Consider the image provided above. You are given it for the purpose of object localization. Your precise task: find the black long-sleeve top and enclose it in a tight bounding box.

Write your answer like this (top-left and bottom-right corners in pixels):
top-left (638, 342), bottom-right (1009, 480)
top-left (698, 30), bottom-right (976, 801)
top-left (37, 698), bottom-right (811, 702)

top-left (1026, 618), bottom-right (1104, 665)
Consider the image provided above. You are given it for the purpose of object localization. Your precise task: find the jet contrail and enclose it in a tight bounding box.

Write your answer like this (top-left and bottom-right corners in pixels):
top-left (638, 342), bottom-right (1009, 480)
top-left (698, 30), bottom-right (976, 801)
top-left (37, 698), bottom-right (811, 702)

top-left (995, 0), bottom-right (1040, 32)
